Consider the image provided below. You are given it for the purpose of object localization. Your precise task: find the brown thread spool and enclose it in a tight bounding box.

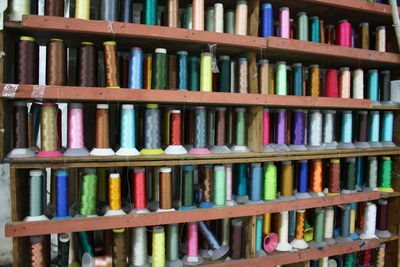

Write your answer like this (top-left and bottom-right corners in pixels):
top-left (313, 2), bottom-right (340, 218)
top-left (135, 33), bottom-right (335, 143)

top-left (357, 111), bottom-right (368, 142)
top-left (325, 25), bottom-right (335, 45)
top-left (226, 108), bottom-right (234, 145)
top-left (121, 57), bottom-right (129, 88)
top-left (30, 236), bottom-right (46, 267)
top-left (113, 229), bottom-right (127, 266)
top-left (40, 103), bottom-right (59, 152)
top-left (78, 42), bottom-right (97, 87)
top-left (95, 104), bottom-right (110, 149)
top-left (328, 159), bottom-right (340, 195)
top-left (281, 161), bottom-right (293, 197)
top-left (28, 113), bottom-right (34, 148)
top-left (320, 20), bottom-right (325, 43)
top-left (215, 107), bottom-right (226, 146)
top-left (203, 165), bottom-right (213, 202)
top-left (230, 219), bottom-right (243, 259)
top-left (259, 59), bottom-right (269, 94)
top-left (185, 109), bottom-right (195, 145)
top-left (169, 55), bottom-right (177, 90)
top-left (45, 0), bottom-right (64, 16)
top-left (46, 39), bottom-right (67, 86)
top-left (14, 102), bottom-right (28, 148)
top-left (167, 0), bottom-right (179, 27)
top-left (295, 210), bottom-right (306, 240)
top-left (360, 22), bottom-right (369, 50)
top-left (309, 65), bottom-right (320, 96)
top-left (103, 41), bottom-right (119, 88)
top-left (159, 167), bottom-right (173, 210)
top-left (143, 54), bottom-right (152, 89)
top-left (17, 36), bottom-right (39, 85)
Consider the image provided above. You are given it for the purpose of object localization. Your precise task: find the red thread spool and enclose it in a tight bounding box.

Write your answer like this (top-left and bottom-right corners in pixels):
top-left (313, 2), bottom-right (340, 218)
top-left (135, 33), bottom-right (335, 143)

top-left (133, 167), bottom-right (147, 210)
top-left (336, 19), bottom-right (351, 47)
top-left (325, 69), bottom-right (338, 97)
top-left (170, 110), bottom-right (182, 145)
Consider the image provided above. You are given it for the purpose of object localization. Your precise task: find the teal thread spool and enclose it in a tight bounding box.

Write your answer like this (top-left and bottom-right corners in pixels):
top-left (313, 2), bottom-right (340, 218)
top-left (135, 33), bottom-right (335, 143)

top-left (276, 61), bottom-right (287, 95)
top-left (381, 111), bottom-right (395, 147)
top-left (144, 0), bottom-right (157, 25)
top-left (188, 56), bottom-right (200, 91)
top-left (310, 16), bottom-right (320, 43)
top-left (219, 55), bottom-right (231, 92)
top-left (78, 231), bottom-right (94, 257)
top-left (338, 111), bottom-right (355, 149)
top-left (186, 4), bottom-right (193, 29)
top-left (293, 63), bottom-right (303, 96)
top-left (296, 12), bottom-right (308, 41)
top-left (368, 111), bottom-right (382, 147)
top-left (367, 69), bottom-right (379, 102)
top-left (335, 204), bottom-right (353, 243)
top-left (255, 215), bottom-right (266, 256)
top-left (235, 163), bottom-right (248, 203)
top-left (225, 9), bottom-right (235, 34)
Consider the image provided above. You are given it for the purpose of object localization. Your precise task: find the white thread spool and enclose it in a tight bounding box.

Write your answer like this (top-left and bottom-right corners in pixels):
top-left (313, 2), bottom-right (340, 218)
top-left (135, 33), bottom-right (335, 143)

top-left (214, 3), bottom-right (224, 33)
top-left (320, 257), bottom-right (329, 267)
top-left (360, 202), bottom-right (378, 239)
top-left (353, 69), bottom-right (364, 99)
top-left (308, 110), bottom-right (323, 150)
top-left (324, 206), bottom-right (336, 245)
top-left (366, 156), bottom-right (379, 191)
top-left (276, 211), bottom-right (293, 251)
top-left (323, 110), bottom-right (337, 149)
top-left (8, 0), bottom-right (31, 21)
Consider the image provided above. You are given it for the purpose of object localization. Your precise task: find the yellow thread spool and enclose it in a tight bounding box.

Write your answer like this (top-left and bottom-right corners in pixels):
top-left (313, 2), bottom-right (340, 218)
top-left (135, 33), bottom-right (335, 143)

top-left (75, 0), bottom-right (91, 20)
top-left (109, 173), bottom-right (121, 211)
top-left (152, 226), bottom-right (165, 267)
top-left (263, 213), bottom-right (271, 235)
top-left (200, 52), bottom-right (212, 92)
top-left (269, 67), bottom-right (275, 94)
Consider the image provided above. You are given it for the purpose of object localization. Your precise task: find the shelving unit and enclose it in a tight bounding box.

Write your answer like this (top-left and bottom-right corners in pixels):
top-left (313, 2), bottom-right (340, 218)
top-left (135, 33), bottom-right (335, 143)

top-left (2, 0), bottom-right (400, 266)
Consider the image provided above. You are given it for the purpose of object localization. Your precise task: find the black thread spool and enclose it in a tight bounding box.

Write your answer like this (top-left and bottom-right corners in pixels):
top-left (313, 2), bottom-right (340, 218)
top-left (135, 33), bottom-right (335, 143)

top-left (120, 0), bottom-right (133, 22)
top-left (78, 42), bottom-right (97, 87)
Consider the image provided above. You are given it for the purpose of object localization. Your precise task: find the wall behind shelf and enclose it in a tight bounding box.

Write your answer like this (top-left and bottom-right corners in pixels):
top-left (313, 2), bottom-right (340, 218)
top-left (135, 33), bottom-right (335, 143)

top-left (0, 164), bottom-right (11, 264)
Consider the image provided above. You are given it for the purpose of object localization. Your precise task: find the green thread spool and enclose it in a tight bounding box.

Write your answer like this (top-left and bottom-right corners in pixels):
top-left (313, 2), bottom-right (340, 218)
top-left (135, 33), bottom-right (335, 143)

top-left (208, 108), bottom-right (215, 146)
top-left (206, 7), bottom-right (215, 32)
top-left (311, 208), bottom-right (325, 245)
top-left (166, 224), bottom-right (179, 261)
top-left (276, 61), bottom-right (287, 95)
top-left (219, 55), bottom-right (231, 92)
top-left (214, 165), bottom-right (226, 206)
top-left (186, 4), bottom-right (193, 29)
top-left (379, 156), bottom-right (394, 192)
top-left (29, 170), bottom-right (43, 217)
top-left (344, 252), bottom-right (356, 267)
top-left (220, 218), bottom-right (231, 246)
top-left (182, 165), bottom-right (194, 207)
top-left (200, 52), bottom-right (212, 92)
top-left (79, 172), bottom-right (98, 216)
top-left (343, 157), bottom-right (356, 192)
top-left (58, 233), bottom-right (70, 267)
top-left (235, 108), bottom-right (245, 146)
top-left (263, 162), bottom-right (277, 200)
top-left (296, 12), bottom-right (308, 41)
top-left (78, 231), bottom-right (94, 257)
top-left (144, 0), bottom-right (157, 25)
top-left (151, 48), bottom-right (168, 89)
top-left (225, 9), bottom-right (235, 34)
top-left (189, 56), bottom-right (200, 91)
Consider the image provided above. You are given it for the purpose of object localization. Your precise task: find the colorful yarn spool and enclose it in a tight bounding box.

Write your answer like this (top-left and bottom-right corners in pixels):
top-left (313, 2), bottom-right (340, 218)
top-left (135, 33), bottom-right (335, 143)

top-left (296, 12), bottom-right (308, 41)
top-left (261, 4), bottom-right (273, 37)
top-left (279, 7), bottom-right (290, 38)
top-left (336, 19), bottom-right (351, 47)
top-left (310, 16), bottom-right (320, 43)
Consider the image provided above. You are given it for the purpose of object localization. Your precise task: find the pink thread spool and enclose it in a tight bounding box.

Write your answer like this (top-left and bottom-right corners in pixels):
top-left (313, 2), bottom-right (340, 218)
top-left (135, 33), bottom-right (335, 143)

top-left (64, 103), bottom-right (89, 156)
top-left (263, 232), bottom-right (279, 253)
top-left (336, 19), bottom-right (351, 47)
top-left (183, 222), bottom-right (203, 265)
top-left (325, 69), bottom-right (338, 98)
top-left (279, 7), bottom-right (290, 39)
top-left (263, 108), bottom-right (274, 152)
top-left (192, 0), bottom-right (204, 31)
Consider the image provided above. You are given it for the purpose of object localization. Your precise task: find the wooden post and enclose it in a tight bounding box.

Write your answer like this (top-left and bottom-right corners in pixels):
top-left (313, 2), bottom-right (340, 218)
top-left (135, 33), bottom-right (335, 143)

top-left (244, 215), bottom-right (257, 258)
top-left (246, 0), bottom-right (260, 94)
top-left (247, 106), bottom-right (263, 152)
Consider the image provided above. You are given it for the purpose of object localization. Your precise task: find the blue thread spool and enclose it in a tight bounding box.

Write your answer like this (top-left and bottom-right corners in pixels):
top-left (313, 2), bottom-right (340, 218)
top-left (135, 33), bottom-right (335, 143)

top-left (338, 111), bottom-right (355, 149)
top-left (120, 0), bottom-right (133, 22)
top-left (235, 163), bottom-right (248, 204)
top-left (189, 56), bottom-right (200, 91)
top-left (255, 215), bottom-right (266, 257)
top-left (292, 63), bottom-right (303, 96)
top-left (54, 169), bottom-right (71, 219)
top-left (382, 111), bottom-right (395, 147)
top-left (116, 104), bottom-right (139, 156)
top-left (367, 69), bottom-right (380, 105)
top-left (247, 163), bottom-right (262, 204)
top-left (261, 3), bottom-right (273, 37)
top-left (310, 16), bottom-right (320, 43)
top-left (356, 157), bottom-right (364, 189)
top-left (177, 51), bottom-right (188, 90)
top-left (368, 111), bottom-right (383, 148)
top-left (295, 160), bottom-right (311, 199)
top-left (288, 210), bottom-right (296, 240)
top-left (128, 47), bottom-right (143, 89)
top-left (335, 204), bottom-right (353, 243)
top-left (198, 221), bottom-right (229, 260)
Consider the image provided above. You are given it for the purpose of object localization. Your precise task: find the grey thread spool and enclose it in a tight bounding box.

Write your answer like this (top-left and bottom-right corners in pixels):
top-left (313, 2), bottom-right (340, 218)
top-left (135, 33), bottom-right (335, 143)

top-left (143, 105), bottom-right (161, 150)
top-left (198, 221), bottom-right (229, 260)
top-left (99, 0), bottom-right (119, 21)
top-left (131, 226), bottom-right (149, 266)
top-left (335, 204), bottom-right (353, 243)
top-left (194, 106), bottom-right (207, 148)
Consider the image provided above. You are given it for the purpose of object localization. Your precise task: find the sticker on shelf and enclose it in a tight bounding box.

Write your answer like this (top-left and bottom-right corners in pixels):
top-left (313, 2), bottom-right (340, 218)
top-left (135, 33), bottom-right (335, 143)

top-left (32, 85), bottom-right (46, 99)
top-left (2, 84), bottom-right (18, 98)
top-left (208, 44), bottom-right (220, 74)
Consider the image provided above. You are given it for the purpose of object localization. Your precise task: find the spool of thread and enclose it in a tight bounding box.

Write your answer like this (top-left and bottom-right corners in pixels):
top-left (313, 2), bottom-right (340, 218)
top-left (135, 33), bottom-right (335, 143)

top-left (211, 107), bottom-right (231, 153)
top-left (310, 16), bottom-right (320, 42)
top-left (260, 163), bottom-right (277, 203)
top-left (326, 25), bottom-right (335, 44)
top-left (309, 65), bottom-right (320, 96)
top-left (230, 219), bottom-right (243, 259)
top-left (128, 47), bottom-right (143, 89)
top-left (205, 6), bottom-right (215, 32)
top-left (152, 226), bottom-right (165, 266)
top-left (147, 167), bottom-right (161, 211)
top-left (261, 4), bottom-right (273, 37)
top-left (189, 106), bottom-right (210, 154)
top-left (188, 56), bottom-right (200, 91)
top-left (167, 0), bottom-right (179, 27)
top-left (368, 111), bottom-right (382, 147)
top-left (336, 19), bottom-right (351, 47)
top-left (213, 165), bottom-right (226, 206)
top-left (296, 12), bottom-right (308, 41)
top-left (180, 165), bottom-right (195, 210)
top-left (230, 107), bottom-right (250, 153)
top-left (279, 161), bottom-right (295, 201)
top-left (17, 36), bottom-right (39, 85)
top-left (103, 41), bottom-right (119, 88)
top-left (144, 0), bottom-right (157, 25)
top-left (183, 222), bottom-right (203, 265)
top-left (325, 69), bottom-right (338, 97)
top-left (185, 4), bottom-right (193, 29)
top-left (77, 169), bottom-right (98, 216)
top-left (262, 108), bottom-right (274, 152)
top-left (177, 51), bottom-right (188, 90)
top-left (268, 65), bottom-right (275, 94)
top-left (25, 170), bottom-right (48, 221)
top-left (359, 249), bottom-right (372, 267)
top-left (381, 111), bottom-right (395, 147)
top-left (355, 111), bottom-right (370, 149)
top-left (131, 167), bottom-right (150, 214)
top-left (294, 160), bottom-right (311, 199)
top-left (238, 58), bottom-right (248, 93)
top-left (53, 169), bottom-right (70, 219)
top-left (342, 157), bottom-right (356, 194)
top-left (276, 211), bottom-right (293, 251)
top-left (8, 0), bottom-right (31, 21)
top-left (193, 0), bottom-right (205, 30)
top-left (58, 233), bottom-right (70, 267)
top-left (151, 48), bottom-right (168, 90)
top-left (200, 165), bottom-right (214, 208)
top-left (275, 109), bottom-right (290, 151)
top-left (219, 55), bottom-right (231, 92)
top-left (360, 22), bottom-right (369, 49)
top-left (348, 202), bottom-right (359, 240)
top-left (276, 61), bottom-right (287, 95)
top-left (235, 1), bottom-right (248, 35)
top-left (45, 0), bottom-right (64, 16)
top-left (224, 9), bottom-right (235, 34)
top-left (99, 0), bottom-right (118, 21)
top-left (200, 53), bottom-right (212, 92)
top-left (165, 110), bottom-right (187, 154)
top-left (168, 55), bottom-right (177, 89)
top-left (225, 164), bottom-right (236, 206)
top-left (120, 0), bottom-right (132, 22)
top-left (140, 104), bottom-right (164, 155)
top-left (379, 156), bottom-right (394, 192)
top-left (37, 103), bottom-right (62, 157)
top-left (30, 235), bottom-right (47, 267)
top-left (206, 109), bottom-right (215, 147)
top-left (375, 199), bottom-right (391, 238)
top-left (308, 110), bottom-right (323, 150)
top-left (279, 7), bottom-right (290, 38)
top-left (381, 70), bottom-right (391, 103)
top-left (339, 67), bottom-right (351, 98)
top-left (323, 206), bottom-right (335, 244)
top-left (377, 244), bottom-right (386, 267)
top-left (77, 42), bottom-right (97, 87)
top-left (376, 26), bottom-right (386, 52)
top-left (335, 204), bottom-right (353, 243)
top-left (367, 69), bottom-right (379, 103)
top-left (165, 224), bottom-right (182, 266)
top-left (320, 20), bottom-right (325, 43)
top-left (235, 163), bottom-right (249, 203)
top-left (157, 167), bottom-right (174, 212)
top-left (214, 3), bottom-right (224, 33)
top-left (75, 0), bottom-right (90, 19)
top-left (246, 163), bottom-right (262, 204)
top-left (254, 216), bottom-right (266, 257)
top-left (46, 39), bottom-right (67, 86)
top-left (338, 111), bottom-right (355, 149)
top-left (352, 68), bottom-right (364, 99)
top-left (112, 229), bottom-right (127, 266)
top-left (104, 173), bottom-right (126, 216)
top-left (366, 156), bottom-right (378, 189)
top-left (290, 209), bottom-right (308, 249)
top-left (292, 63), bottom-right (303, 96)
top-left (289, 109), bottom-right (307, 151)
top-left (327, 159), bottom-right (340, 196)
top-left (323, 110), bottom-right (337, 149)
top-left (130, 227), bottom-right (149, 266)
top-left (309, 208), bottom-right (327, 247)
top-left (356, 156), bottom-right (364, 189)
top-left (116, 104), bottom-right (139, 156)
top-left (90, 104), bottom-right (115, 156)
top-left (143, 54), bottom-right (152, 89)
top-left (310, 159), bottom-right (324, 197)
top-left (360, 202), bottom-right (377, 239)
top-left (198, 221), bottom-right (229, 260)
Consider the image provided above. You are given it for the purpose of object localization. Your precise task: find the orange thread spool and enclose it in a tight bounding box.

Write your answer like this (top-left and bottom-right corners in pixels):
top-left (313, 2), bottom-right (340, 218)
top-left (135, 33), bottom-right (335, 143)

top-left (103, 41), bottom-right (119, 88)
top-left (143, 54), bottom-right (152, 89)
top-left (311, 159), bottom-right (323, 192)
top-left (95, 104), bottom-right (110, 149)
top-left (109, 173), bottom-right (121, 211)
top-left (159, 167), bottom-right (173, 210)
top-left (170, 110), bottom-right (182, 145)
top-left (295, 210), bottom-right (306, 240)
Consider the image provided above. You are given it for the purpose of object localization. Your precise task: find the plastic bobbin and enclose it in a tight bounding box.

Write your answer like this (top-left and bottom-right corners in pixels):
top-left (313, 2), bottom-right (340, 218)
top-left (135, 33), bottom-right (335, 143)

top-left (274, 143), bottom-right (290, 152)
top-left (309, 191), bottom-right (326, 198)
top-left (355, 141), bottom-right (371, 149)
top-left (381, 141), bottom-right (396, 148)
top-left (81, 253), bottom-right (95, 267)
top-left (189, 147), bottom-right (211, 154)
top-left (289, 144), bottom-right (308, 151)
top-left (290, 238), bottom-right (308, 250)
top-left (308, 240), bottom-right (327, 248)
top-left (166, 259), bottom-right (183, 267)
top-left (263, 143), bottom-right (275, 152)
top-left (182, 255), bottom-right (203, 266)
top-left (210, 145), bottom-right (231, 154)
top-left (376, 229), bottom-right (392, 239)
top-left (276, 211), bottom-right (293, 252)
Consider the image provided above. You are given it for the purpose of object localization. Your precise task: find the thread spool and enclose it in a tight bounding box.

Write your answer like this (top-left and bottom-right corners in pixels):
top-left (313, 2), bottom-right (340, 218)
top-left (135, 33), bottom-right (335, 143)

top-left (130, 167), bottom-right (150, 214)
top-left (141, 104), bottom-right (164, 155)
top-left (360, 202), bottom-right (378, 239)
top-left (225, 9), bottom-right (235, 34)
top-left (210, 107), bottom-right (231, 153)
top-left (261, 4), bottom-right (273, 37)
top-left (323, 206), bottom-right (336, 244)
top-left (356, 156), bottom-right (364, 190)
top-left (354, 111), bottom-right (370, 149)
top-left (46, 39), bottom-right (67, 86)
top-left (36, 103), bottom-right (62, 157)
top-left (152, 226), bottom-right (166, 267)
top-left (290, 109), bottom-right (307, 151)
top-left (336, 19), bottom-right (351, 47)
top-left (213, 3), bottom-right (223, 33)
top-left (200, 53), bottom-right (212, 92)
top-left (381, 111), bottom-right (395, 147)
top-left (309, 208), bottom-right (327, 248)
top-left (218, 55), bottom-right (231, 93)
top-left (368, 111), bottom-right (382, 148)
top-left (63, 103), bottom-right (89, 156)
top-left (188, 56), bottom-right (200, 91)
top-left (310, 159), bottom-right (325, 197)
top-left (327, 159), bottom-right (340, 196)
top-left (45, 0), bottom-right (64, 16)
top-left (58, 233), bottom-right (70, 266)
top-left (207, 108), bottom-right (215, 147)
top-left (359, 249), bottom-right (372, 267)
top-left (8, 102), bottom-right (35, 158)
top-left (276, 61), bottom-right (287, 95)
top-left (310, 16), bottom-right (320, 42)
top-left (376, 26), bottom-right (386, 52)
top-left (377, 243), bottom-right (385, 267)
top-left (262, 108), bottom-right (274, 152)
top-left (130, 227), bottom-right (149, 267)
top-left (335, 204), bottom-right (353, 243)
top-left (238, 58), bottom-right (248, 93)
top-left (230, 107), bottom-right (250, 153)
top-left (17, 36), bottom-right (39, 85)
top-left (322, 110), bottom-right (337, 149)
top-left (341, 158), bottom-right (356, 194)
top-left (116, 104), bottom-right (139, 156)
top-left (157, 167), bottom-right (175, 212)
top-left (338, 110), bottom-right (355, 149)
top-left (143, 0), bottom-right (157, 25)
top-left (233, 163), bottom-right (248, 203)
top-left (205, 6), bottom-right (215, 32)
top-left (227, 219), bottom-right (243, 260)
top-left (183, 222), bottom-right (203, 265)
top-left (320, 20), bottom-right (325, 43)
top-left (165, 110), bottom-right (187, 154)
top-left (213, 165), bottom-right (226, 206)
top-left (295, 160), bottom-right (311, 199)
top-left (103, 41), bottom-right (119, 88)
top-left (276, 211), bottom-right (293, 251)
top-left (269, 65), bottom-right (275, 94)
top-left (325, 69), bottom-right (338, 97)
top-left (180, 165), bottom-right (196, 210)
top-left (274, 109), bottom-right (290, 151)
top-left (365, 156), bottom-right (379, 190)
top-left (30, 235), bottom-right (47, 267)
top-left (339, 67), bottom-right (351, 98)
top-left (75, 0), bottom-right (90, 19)
top-left (147, 167), bottom-right (161, 211)
top-left (367, 69), bottom-right (380, 105)
top-left (263, 162), bottom-right (277, 201)
top-left (380, 70), bottom-right (392, 105)
top-left (279, 7), bottom-right (290, 38)
top-left (379, 156), bottom-right (394, 193)
top-left (279, 161), bottom-right (296, 201)
top-left (352, 69), bottom-right (364, 99)
top-left (143, 54), bottom-right (152, 89)
top-left (244, 163), bottom-right (262, 204)
top-left (198, 221), bottom-right (229, 260)
top-left (349, 202), bottom-right (359, 239)
top-left (309, 65), bottom-right (321, 96)
top-left (235, 1), bottom-right (247, 35)
top-left (25, 170), bottom-right (49, 221)
top-left (193, 0), bottom-right (204, 30)
top-left (296, 12), bottom-right (308, 41)
top-left (167, 0), bottom-right (179, 27)
top-left (103, 173), bottom-right (126, 216)
top-left (151, 48), bottom-right (168, 90)
top-left (308, 110), bottom-right (323, 150)
top-left (8, 0), bottom-right (31, 21)
top-left (128, 47), bottom-right (143, 89)
top-left (53, 169), bottom-right (71, 220)
top-left (99, 0), bottom-right (118, 21)
top-left (360, 22), bottom-right (369, 49)
top-left (325, 24), bottom-right (334, 44)
top-left (76, 168), bottom-right (98, 217)
top-left (90, 104), bottom-right (115, 156)
top-left (224, 164), bottom-right (237, 206)
top-left (189, 106), bottom-right (210, 154)
top-left (177, 51), bottom-right (188, 90)
top-left (292, 63), bottom-right (304, 96)
top-left (185, 4), bottom-right (193, 29)
top-left (165, 224), bottom-right (182, 267)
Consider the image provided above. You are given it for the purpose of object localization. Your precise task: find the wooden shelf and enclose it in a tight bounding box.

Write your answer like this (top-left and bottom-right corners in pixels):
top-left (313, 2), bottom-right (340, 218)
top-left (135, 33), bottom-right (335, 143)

top-left (6, 147), bottom-right (400, 168)
top-left (379, 234), bottom-right (399, 243)
top-left (5, 191), bottom-right (379, 237)
top-left (0, 83), bottom-right (375, 109)
top-left (380, 191), bottom-right (400, 199)
top-left (208, 239), bottom-right (379, 266)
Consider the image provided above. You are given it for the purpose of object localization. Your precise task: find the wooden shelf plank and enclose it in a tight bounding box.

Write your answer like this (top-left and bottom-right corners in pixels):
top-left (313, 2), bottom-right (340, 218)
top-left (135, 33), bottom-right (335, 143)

top-left (379, 234), bottom-right (399, 243)
top-left (208, 239), bottom-right (379, 266)
top-left (380, 192), bottom-right (400, 199)
top-left (6, 147), bottom-right (400, 168)
top-left (5, 191), bottom-right (379, 237)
